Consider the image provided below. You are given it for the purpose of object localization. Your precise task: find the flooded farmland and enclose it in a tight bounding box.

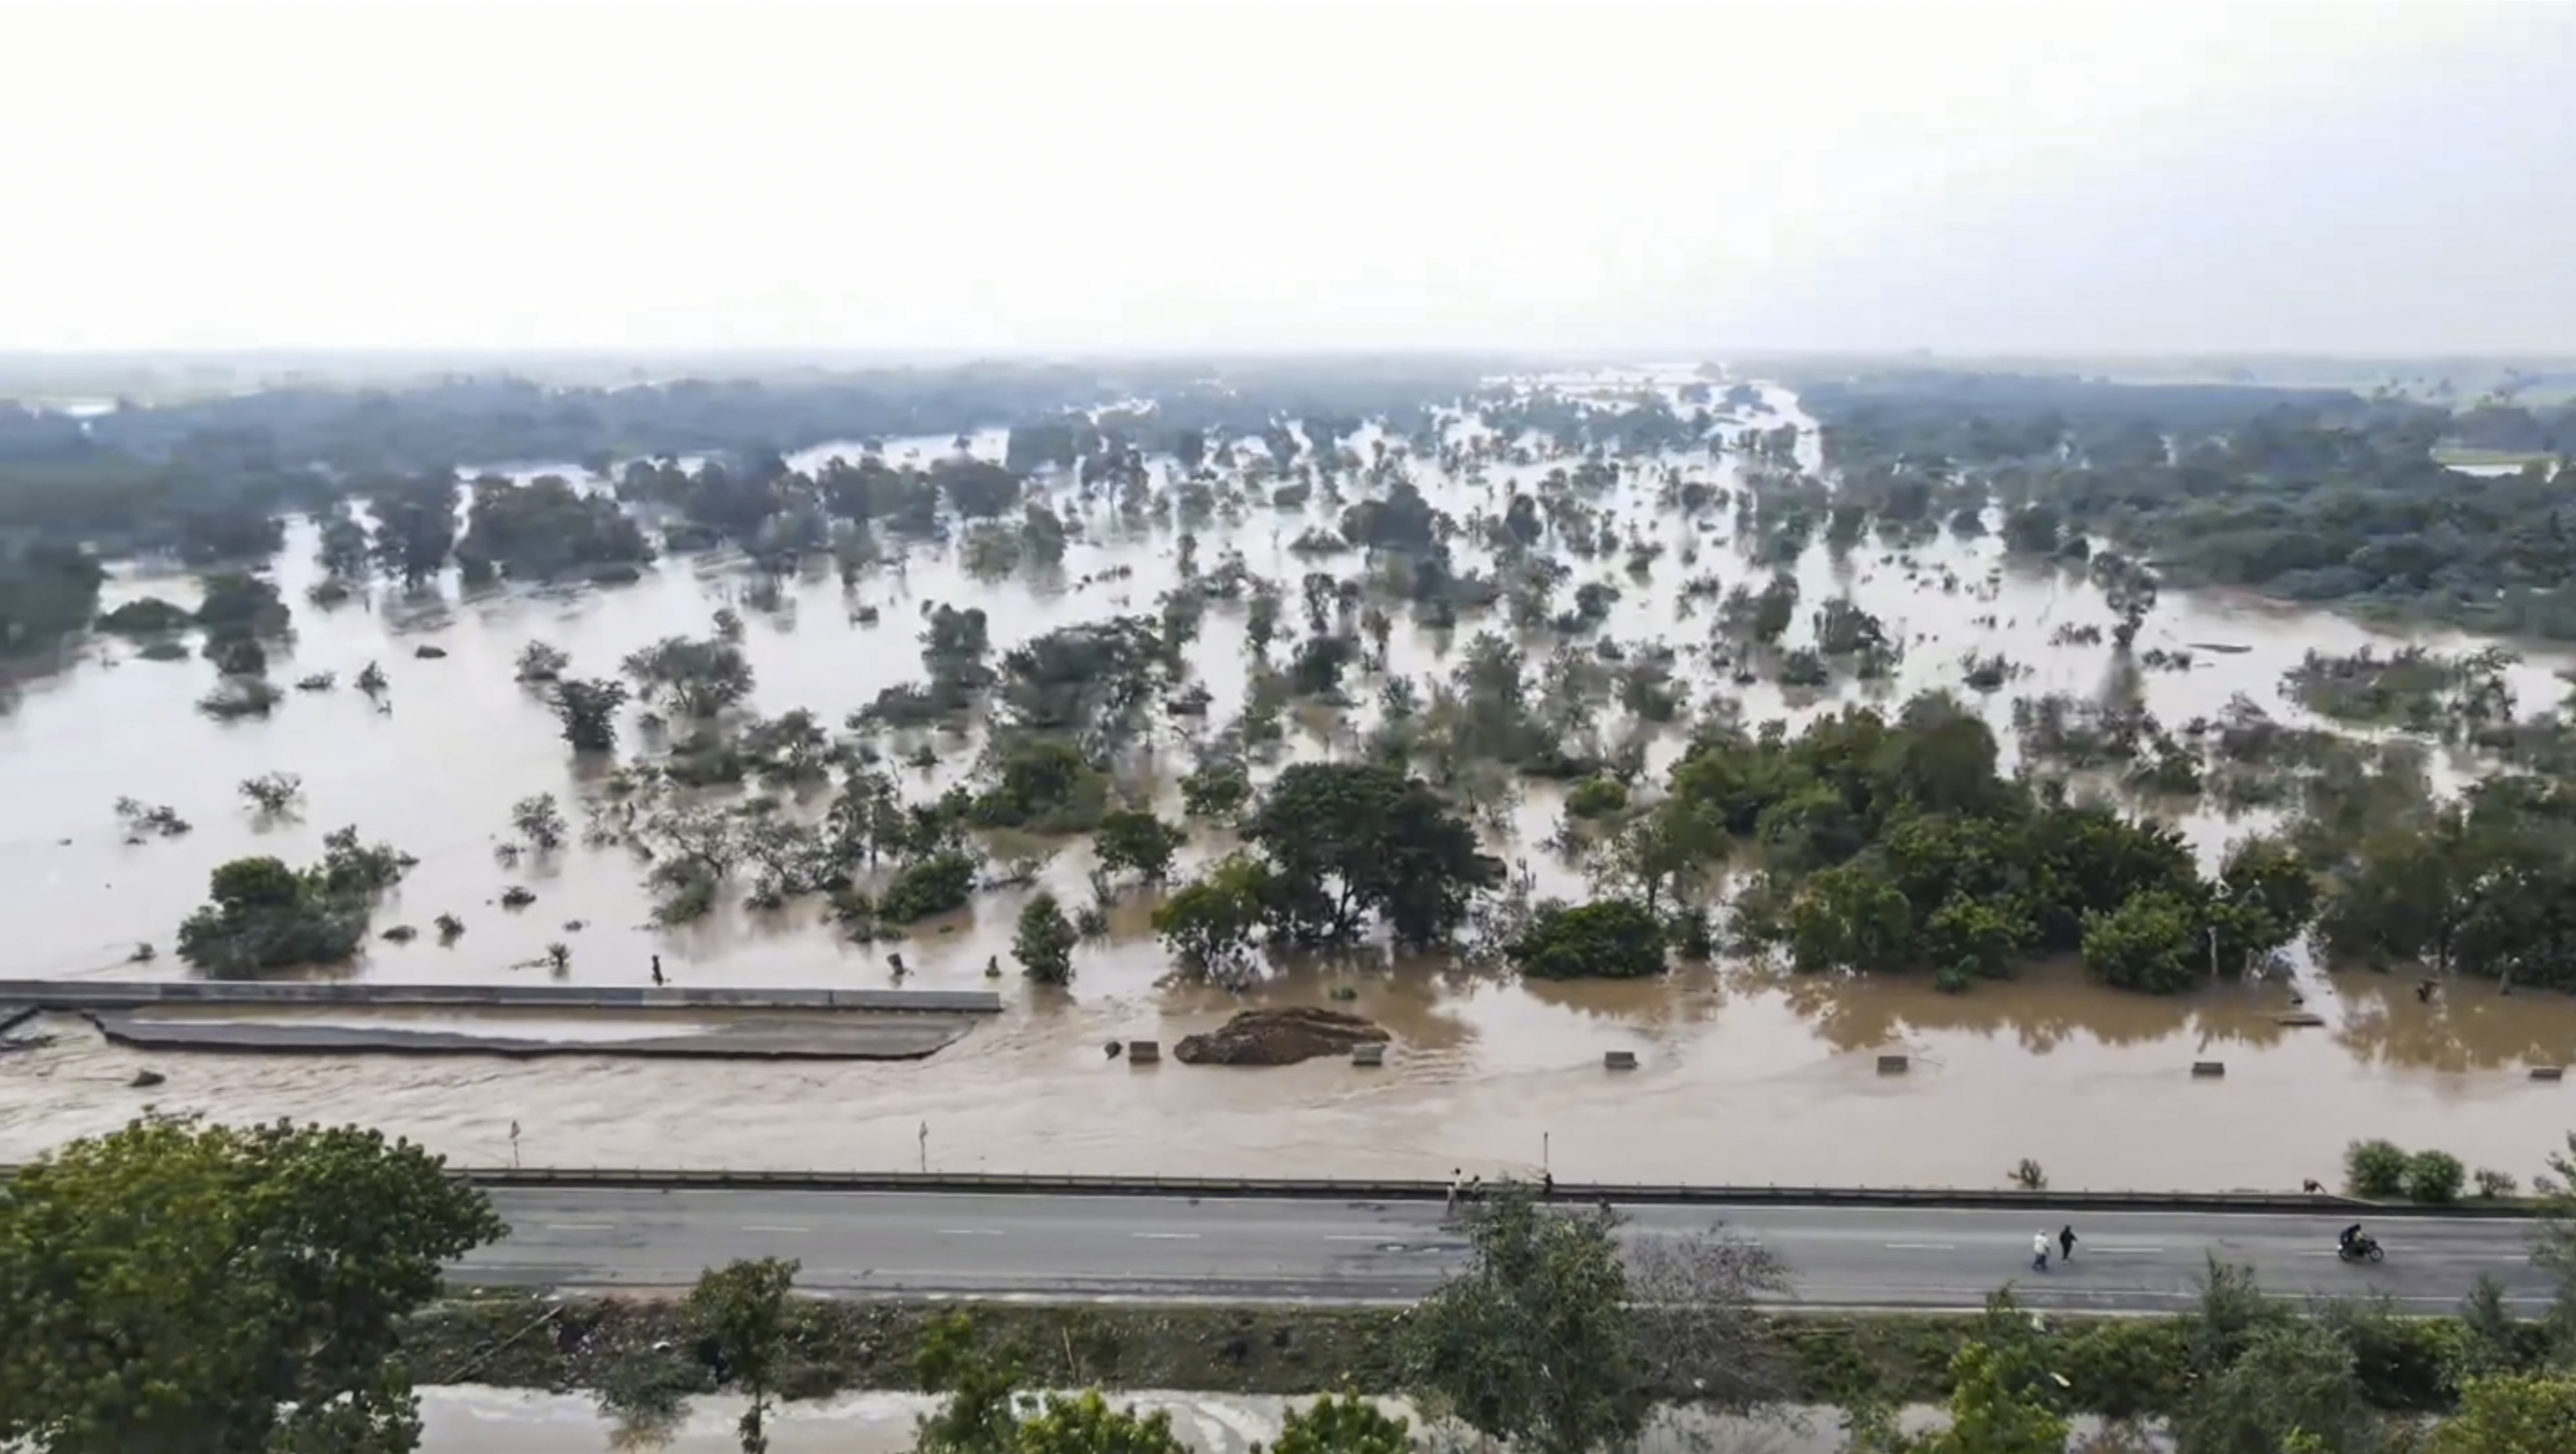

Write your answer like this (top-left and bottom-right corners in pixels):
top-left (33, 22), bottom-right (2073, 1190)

top-left (5, 369), bottom-right (2574, 1191)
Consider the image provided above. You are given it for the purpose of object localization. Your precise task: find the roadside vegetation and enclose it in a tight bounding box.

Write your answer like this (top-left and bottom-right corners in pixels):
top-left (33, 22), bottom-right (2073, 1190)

top-left (12, 1119), bottom-right (2576, 1453)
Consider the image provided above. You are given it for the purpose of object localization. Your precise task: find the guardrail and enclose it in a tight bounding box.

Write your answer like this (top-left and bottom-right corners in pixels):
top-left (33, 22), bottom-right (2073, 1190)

top-left (0, 981), bottom-right (1001, 1015)
top-left (174, 1165), bottom-right (2534, 1218)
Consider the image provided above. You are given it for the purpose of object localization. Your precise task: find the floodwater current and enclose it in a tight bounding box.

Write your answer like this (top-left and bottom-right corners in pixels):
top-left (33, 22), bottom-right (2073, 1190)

top-left (4, 371), bottom-right (2575, 1191)
top-left (414, 1388), bottom-right (2162, 1454)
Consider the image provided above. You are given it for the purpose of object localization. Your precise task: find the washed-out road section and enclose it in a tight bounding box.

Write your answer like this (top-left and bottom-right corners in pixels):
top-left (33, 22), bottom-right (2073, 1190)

top-left (457, 1188), bottom-right (2553, 1313)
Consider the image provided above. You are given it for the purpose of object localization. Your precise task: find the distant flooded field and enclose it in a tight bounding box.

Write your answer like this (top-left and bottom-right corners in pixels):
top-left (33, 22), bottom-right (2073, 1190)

top-left (5, 372), bottom-right (2574, 1190)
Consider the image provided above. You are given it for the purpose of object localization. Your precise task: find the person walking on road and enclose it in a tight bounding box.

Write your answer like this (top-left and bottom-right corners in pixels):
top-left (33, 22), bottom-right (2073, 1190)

top-left (2059, 1225), bottom-right (2077, 1263)
top-left (2032, 1232), bottom-right (2051, 1272)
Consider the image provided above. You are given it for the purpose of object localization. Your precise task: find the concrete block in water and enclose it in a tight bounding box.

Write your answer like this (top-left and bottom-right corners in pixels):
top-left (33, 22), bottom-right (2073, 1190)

top-left (1877, 1054), bottom-right (1908, 1074)
top-left (2191, 1061), bottom-right (2226, 1077)
top-left (1351, 1042), bottom-right (1385, 1067)
top-left (1128, 1040), bottom-right (1161, 1063)
top-left (1604, 1050), bottom-right (1638, 1071)
top-left (2534, 1066), bottom-right (2565, 1082)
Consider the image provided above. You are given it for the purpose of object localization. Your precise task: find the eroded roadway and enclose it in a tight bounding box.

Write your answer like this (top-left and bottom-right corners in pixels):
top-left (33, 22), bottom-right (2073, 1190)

top-left (453, 1188), bottom-right (2557, 1313)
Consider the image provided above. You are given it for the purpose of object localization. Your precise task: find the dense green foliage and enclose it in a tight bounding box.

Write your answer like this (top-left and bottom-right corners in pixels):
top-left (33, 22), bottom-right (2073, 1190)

top-left (880, 850), bottom-right (979, 924)
top-left (1263, 1394), bottom-right (1413, 1454)
top-left (0, 1116), bottom-right (503, 1454)
top-left (456, 473), bottom-right (651, 581)
top-left (1242, 761), bottom-right (1504, 948)
top-left (2316, 774), bottom-right (2576, 990)
top-left (1091, 809), bottom-right (1185, 884)
top-left (2428, 1372), bottom-right (2576, 1453)
top-left (1506, 898), bottom-right (1668, 980)
top-left (686, 1258), bottom-right (800, 1454)
top-left (1013, 892), bottom-right (1079, 985)
top-left (0, 541), bottom-right (103, 657)
top-left (1798, 370), bottom-right (2576, 636)
top-left (172, 828), bottom-right (415, 975)
top-left (1151, 761), bottom-right (1503, 976)
top-left (0, 359), bottom-right (1485, 658)
top-left (971, 738), bottom-right (1111, 833)
top-left (1400, 1184), bottom-right (1785, 1454)
top-left (1609, 692), bottom-right (2317, 993)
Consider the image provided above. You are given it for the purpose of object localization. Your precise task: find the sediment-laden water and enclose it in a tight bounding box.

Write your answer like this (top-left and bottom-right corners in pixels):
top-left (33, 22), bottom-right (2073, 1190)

top-left (5, 370), bottom-right (2573, 1190)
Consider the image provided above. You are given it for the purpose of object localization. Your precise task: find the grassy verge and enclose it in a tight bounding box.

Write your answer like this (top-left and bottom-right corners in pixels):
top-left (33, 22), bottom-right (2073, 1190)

top-left (404, 1295), bottom-right (2470, 1416)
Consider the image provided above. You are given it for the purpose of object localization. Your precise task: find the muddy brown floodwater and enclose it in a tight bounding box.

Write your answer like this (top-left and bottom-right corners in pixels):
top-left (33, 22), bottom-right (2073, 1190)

top-left (4, 371), bottom-right (2575, 1191)
top-left (416, 1389), bottom-right (2158, 1454)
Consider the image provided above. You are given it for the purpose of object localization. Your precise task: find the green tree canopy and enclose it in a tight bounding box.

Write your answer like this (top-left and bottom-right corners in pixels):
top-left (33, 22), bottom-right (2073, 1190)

top-left (2430, 1372), bottom-right (2576, 1453)
top-left (0, 1115), bottom-right (504, 1454)
top-left (686, 1257), bottom-right (801, 1454)
top-left (1261, 1394), bottom-right (1412, 1454)
top-left (1507, 898), bottom-right (1667, 980)
top-left (1243, 760), bottom-right (1503, 949)
top-left (1400, 1182), bottom-right (1787, 1454)
top-left (1903, 1341), bottom-right (2072, 1454)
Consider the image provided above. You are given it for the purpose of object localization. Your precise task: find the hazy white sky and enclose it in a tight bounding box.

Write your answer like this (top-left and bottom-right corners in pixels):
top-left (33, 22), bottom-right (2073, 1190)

top-left (3, 0), bottom-right (2571, 355)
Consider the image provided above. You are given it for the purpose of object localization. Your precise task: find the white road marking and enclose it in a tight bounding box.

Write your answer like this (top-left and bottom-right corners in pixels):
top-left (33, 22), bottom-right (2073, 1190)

top-left (2091, 1245), bottom-right (2165, 1253)
top-left (1133, 1232), bottom-right (1201, 1240)
top-left (1884, 1243), bottom-right (1957, 1251)
top-left (543, 1223), bottom-right (612, 1231)
top-left (1325, 1235), bottom-right (1384, 1243)
top-left (742, 1225), bottom-right (810, 1234)
top-left (937, 1229), bottom-right (1006, 1237)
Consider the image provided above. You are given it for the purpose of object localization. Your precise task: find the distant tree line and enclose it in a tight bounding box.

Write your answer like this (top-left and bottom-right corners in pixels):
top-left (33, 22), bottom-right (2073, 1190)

top-left (1795, 369), bottom-right (2576, 637)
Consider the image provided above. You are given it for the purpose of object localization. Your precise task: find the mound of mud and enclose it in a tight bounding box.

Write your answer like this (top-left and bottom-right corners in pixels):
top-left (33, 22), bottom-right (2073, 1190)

top-left (1173, 1006), bottom-right (1391, 1067)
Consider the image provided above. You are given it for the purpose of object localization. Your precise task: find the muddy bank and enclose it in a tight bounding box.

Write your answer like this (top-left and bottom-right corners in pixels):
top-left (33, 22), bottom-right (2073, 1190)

top-left (1174, 1007), bottom-right (1389, 1066)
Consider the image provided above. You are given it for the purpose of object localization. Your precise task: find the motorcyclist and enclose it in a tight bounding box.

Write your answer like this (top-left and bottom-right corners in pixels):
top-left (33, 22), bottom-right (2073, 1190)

top-left (2339, 1223), bottom-right (2366, 1255)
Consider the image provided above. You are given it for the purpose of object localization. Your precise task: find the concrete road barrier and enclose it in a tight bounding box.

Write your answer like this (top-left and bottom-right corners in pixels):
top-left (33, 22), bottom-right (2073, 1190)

top-left (0, 980), bottom-right (1002, 1015)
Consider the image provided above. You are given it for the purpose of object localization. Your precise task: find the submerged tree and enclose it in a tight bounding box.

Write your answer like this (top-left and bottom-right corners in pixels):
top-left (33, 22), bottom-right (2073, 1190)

top-left (1506, 898), bottom-right (1667, 980)
top-left (236, 771), bottom-right (303, 816)
top-left (549, 677), bottom-right (631, 753)
top-left (511, 792), bottom-right (567, 852)
top-left (1092, 809), bottom-right (1185, 885)
top-left (1013, 892), bottom-right (1079, 985)
top-left (623, 634), bottom-right (756, 718)
top-left (175, 854), bottom-right (374, 975)
top-left (1243, 760), bottom-right (1503, 949)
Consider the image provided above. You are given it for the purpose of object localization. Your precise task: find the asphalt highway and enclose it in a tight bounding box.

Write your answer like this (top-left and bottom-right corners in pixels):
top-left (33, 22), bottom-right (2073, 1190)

top-left (453, 1189), bottom-right (2558, 1313)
